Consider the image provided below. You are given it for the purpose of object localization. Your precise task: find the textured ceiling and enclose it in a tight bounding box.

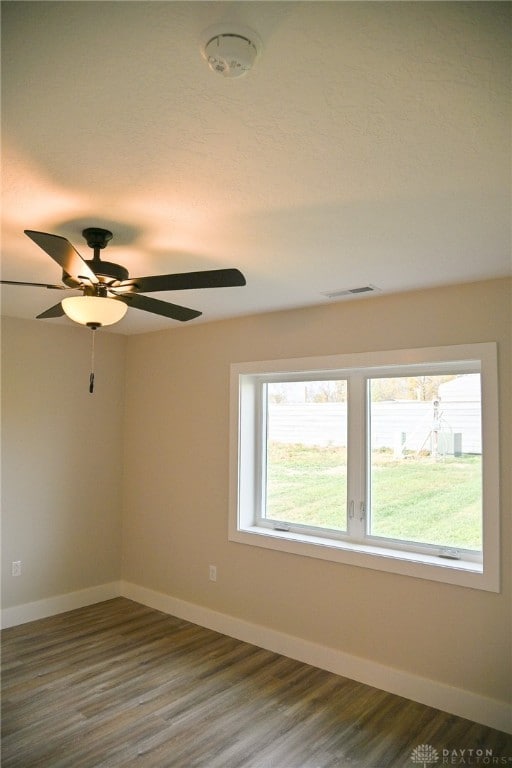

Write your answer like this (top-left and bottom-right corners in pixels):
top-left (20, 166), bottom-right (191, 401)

top-left (1, 1), bottom-right (510, 334)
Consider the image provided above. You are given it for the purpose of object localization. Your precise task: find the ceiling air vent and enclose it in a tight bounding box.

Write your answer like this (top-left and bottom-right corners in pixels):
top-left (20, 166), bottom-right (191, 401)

top-left (321, 285), bottom-right (381, 300)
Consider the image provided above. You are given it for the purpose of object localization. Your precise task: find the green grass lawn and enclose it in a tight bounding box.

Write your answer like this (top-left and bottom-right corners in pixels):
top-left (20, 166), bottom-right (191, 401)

top-left (266, 442), bottom-right (482, 550)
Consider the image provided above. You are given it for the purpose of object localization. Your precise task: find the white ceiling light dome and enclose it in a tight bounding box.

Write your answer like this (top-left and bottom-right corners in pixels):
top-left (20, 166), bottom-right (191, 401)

top-left (62, 296), bottom-right (127, 328)
top-left (201, 25), bottom-right (262, 78)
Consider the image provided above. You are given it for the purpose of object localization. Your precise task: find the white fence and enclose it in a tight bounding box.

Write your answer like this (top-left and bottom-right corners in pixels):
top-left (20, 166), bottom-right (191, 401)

top-left (268, 401), bottom-right (481, 455)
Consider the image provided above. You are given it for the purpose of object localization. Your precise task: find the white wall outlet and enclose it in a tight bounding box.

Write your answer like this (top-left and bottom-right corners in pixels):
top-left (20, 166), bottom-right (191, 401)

top-left (12, 560), bottom-right (22, 577)
top-left (209, 564), bottom-right (217, 582)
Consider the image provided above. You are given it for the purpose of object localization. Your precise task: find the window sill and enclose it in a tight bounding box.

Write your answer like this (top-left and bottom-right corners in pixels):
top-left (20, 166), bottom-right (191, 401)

top-left (229, 524), bottom-right (498, 592)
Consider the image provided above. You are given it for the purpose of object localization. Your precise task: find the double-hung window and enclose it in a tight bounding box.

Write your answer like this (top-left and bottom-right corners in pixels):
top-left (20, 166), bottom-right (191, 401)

top-left (229, 343), bottom-right (499, 591)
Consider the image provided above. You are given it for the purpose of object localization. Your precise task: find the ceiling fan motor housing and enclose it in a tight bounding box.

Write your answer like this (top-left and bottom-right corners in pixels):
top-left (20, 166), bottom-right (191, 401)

top-left (63, 227), bottom-right (128, 287)
top-left (84, 259), bottom-right (129, 284)
top-left (62, 262), bottom-right (129, 287)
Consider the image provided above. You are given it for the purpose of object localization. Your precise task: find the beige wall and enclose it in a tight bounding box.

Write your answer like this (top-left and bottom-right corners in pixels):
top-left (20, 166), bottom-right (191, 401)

top-left (122, 278), bottom-right (511, 705)
top-left (1, 317), bottom-right (126, 607)
top-left (2, 279), bottom-right (510, 708)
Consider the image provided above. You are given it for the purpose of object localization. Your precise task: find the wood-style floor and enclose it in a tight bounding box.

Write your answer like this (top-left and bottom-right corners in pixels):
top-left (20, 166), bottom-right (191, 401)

top-left (1, 598), bottom-right (511, 768)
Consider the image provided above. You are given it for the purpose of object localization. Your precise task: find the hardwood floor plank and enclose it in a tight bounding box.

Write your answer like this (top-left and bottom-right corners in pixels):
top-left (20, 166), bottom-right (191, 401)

top-left (1, 598), bottom-right (511, 767)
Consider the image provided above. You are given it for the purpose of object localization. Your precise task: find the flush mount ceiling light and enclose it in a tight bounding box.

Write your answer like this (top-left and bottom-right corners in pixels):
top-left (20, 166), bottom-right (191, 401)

top-left (201, 25), bottom-right (262, 78)
top-left (62, 295), bottom-right (127, 328)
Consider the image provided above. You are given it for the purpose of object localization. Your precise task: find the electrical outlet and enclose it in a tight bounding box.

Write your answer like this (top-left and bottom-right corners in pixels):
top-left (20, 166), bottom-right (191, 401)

top-left (12, 561), bottom-right (22, 577)
top-left (209, 565), bottom-right (217, 582)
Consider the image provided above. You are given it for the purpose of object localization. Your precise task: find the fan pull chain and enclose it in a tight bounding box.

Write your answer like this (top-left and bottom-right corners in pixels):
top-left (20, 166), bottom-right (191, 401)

top-left (89, 328), bottom-right (96, 394)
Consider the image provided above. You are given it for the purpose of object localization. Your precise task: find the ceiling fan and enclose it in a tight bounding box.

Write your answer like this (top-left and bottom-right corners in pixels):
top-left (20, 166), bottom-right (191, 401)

top-left (1, 227), bottom-right (246, 327)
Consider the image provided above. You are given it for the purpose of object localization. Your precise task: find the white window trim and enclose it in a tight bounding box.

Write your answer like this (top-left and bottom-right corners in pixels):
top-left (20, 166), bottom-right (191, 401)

top-left (229, 342), bottom-right (499, 592)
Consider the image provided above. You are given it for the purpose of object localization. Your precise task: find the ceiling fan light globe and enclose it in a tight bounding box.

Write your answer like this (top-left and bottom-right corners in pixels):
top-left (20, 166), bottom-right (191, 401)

top-left (62, 296), bottom-right (127, 327)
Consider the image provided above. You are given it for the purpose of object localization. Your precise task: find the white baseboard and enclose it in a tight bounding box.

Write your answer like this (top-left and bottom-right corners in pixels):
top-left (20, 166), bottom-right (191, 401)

top-left (3, 580), bottom-right (510, 734)
top-left (120, 580), bottom-right (512, 735)
top-left (1, 581), bottom-right (122, 629)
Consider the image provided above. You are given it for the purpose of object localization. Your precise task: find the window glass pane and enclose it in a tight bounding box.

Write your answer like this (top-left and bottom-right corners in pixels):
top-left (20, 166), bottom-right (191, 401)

top-left (368, 374), bottom-right (482, 550)
top-left (264, 380), bottom-right (347, 531)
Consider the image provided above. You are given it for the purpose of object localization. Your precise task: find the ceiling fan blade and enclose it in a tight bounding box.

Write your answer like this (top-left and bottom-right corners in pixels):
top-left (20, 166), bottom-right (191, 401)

top-left (25, 230), bottom-right (98, 285)
top-left (36, 302), bottom-right (65, 319)
top-left (0, 279), bottom-right (66, 290)
top-left (116, 293), bottom-right (201, 322)
top-left (121, 268), bottom-right (246, 293)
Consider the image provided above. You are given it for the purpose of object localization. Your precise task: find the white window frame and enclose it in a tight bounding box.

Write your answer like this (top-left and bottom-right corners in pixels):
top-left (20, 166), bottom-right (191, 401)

top-left (228, 342), bottom-right (500, 592)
